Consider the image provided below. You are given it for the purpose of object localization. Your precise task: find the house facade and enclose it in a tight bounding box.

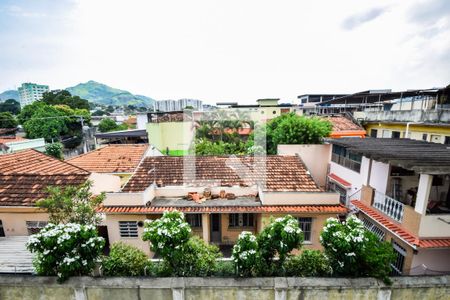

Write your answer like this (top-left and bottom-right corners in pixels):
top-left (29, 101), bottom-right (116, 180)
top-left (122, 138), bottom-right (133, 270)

top-left (327, 138), bottom-right (450, 275)
top-left (98, 155), bottom-right (346, 256)
top-left (0, 150), bottom-right (121, 237)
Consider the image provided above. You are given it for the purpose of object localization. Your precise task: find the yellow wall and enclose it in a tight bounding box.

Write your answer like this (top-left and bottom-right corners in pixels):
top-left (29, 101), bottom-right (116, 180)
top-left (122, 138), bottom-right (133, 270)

top-left (365, 123), bottom-right (450, 144)
top-left (147, 121), bottom-right (194, 153)
top-left (0, 208), bottom-right (48, 236)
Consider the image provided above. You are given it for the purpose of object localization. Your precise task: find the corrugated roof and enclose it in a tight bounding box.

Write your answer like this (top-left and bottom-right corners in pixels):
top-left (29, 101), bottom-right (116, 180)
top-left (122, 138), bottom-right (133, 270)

top-left (68, 144), bottom-right (148, 173)
top-left (122, 155), bottom-right (322, 193)
top-left (352, 200), bottom-right (450, 249)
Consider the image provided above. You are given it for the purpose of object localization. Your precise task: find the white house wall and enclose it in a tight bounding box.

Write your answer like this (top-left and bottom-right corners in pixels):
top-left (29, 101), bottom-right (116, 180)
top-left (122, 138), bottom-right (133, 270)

top-left (368, 160), bottom-right (390, 194)
top-left (410, 248), bottom-right (450, 275)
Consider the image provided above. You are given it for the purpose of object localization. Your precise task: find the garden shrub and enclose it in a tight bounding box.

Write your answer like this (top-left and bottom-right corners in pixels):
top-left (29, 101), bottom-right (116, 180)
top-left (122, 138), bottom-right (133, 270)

top-left (257, 215), bottom-right (303, 275)
top-left (320, 215), bottom-right (395, 283)
top-left (102, 242), bottom-right (152, 276)
top-left (232, 231), bottom-right (259, 277)
top-left (26, 223), bottom-right (104, 282)
top-left (214, 260), bottom-right (236, 277)
top-left (142, 211), bottom-right (220, 276)
top-left (284, 249), bottom-right (332, 277)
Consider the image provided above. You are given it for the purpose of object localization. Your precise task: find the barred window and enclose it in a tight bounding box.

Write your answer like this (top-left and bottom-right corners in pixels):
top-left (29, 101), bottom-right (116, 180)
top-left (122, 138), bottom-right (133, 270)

top-left (119, 221), bottom-right (138, 238)
top-left (185, 214), bottom-right (202, 228)
top-left (391, 241), bottom-right (406, 276)
top-left (362, 218), bottom-right (385, 241)
top-left (229, 214), bottom-right (254, 227)
top-left (297, 218), bottom-right (312, 242)
top-left (26, 221), bottom-right (48, 235)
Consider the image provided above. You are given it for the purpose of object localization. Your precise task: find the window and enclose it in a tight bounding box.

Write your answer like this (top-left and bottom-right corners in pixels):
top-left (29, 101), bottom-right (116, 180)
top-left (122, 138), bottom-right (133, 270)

top-left (329, 182), bottom-right (347, 205)
top-left (185, 214), bottom-right (202, 228)
top-left (391, 241), bottom-right (406, 276)
top-left (382, 130), bottom-right (391, 138)
top-left (445, 136), bottom-right (450, 145)
top-left (229, 213), bottom-right (254, 227)
top-left (331, 145), bottom-right (362, 173)
top-left (422, 133), bottom-right (428, 141)
top-left (392, 131), bottom-right (401, 139)
top-left (362, 218), bottom-right (385, 240)
top-left (370, 129), bottom-right (378, 138)
top-left (0, 220), bottom-right (4, 237)
top-left (26, 221), bottom-right (48, 235)
top-left (297, 217), bottom-right (312, 242)
top-left (119, 221), bottom-right (138, 238)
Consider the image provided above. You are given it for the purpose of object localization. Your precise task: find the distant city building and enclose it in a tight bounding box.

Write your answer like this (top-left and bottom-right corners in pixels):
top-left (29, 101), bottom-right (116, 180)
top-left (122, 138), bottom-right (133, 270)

top-left (155, 99), bottom-right (203, 112)
top-left (17, 83), bottom-right (49, 107)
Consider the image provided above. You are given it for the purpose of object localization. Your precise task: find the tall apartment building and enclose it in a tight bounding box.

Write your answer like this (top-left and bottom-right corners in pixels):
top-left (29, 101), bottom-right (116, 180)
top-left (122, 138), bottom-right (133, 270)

top-left (155, 99), bottom-right (203, 112)
top-left (18, 83), bottom-right (49, 107)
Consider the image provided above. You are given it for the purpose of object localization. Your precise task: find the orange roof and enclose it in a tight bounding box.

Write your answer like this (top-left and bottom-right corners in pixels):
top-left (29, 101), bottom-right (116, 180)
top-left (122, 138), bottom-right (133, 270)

top-left (68, 144), bottom-right (148, 173)
top-left (97, 204), bottom-right (348, 214)
top-left (322, 116), bottom-right (366, 138)
top-left (0, 136), bottom-right (27, 144)
top-left (122, 155), bottom-right (322, 193)
top-left (328, 173), bottom-right (351, 188)
top-left (0, 150), bottom-right (90, 206)
top-left (352, 200), bottom-right (450, 249)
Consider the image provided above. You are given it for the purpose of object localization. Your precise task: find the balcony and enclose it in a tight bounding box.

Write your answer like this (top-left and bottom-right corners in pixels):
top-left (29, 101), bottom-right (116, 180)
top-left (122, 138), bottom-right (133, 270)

top-left (331, 153), bottom-right (361, 173)
top-left (373, 191), bottom-right (404, 223)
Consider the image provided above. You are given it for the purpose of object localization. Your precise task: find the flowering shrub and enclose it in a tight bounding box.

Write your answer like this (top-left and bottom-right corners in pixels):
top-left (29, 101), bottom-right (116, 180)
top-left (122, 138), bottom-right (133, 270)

top-left (26, 223), bottom-right (104, 282)
top-left (102, 242), bottom-right (152, 276)
top-left (142, 211), bottom-right (220, 276)
top-left (257, 215), bottom-right (303, 274)
top-left (232, 231), bottom-right (259, 276)
top-left (142, 211), bottom-right (191, 257)
top-left (320, 215), bottom-right (395, 283)
top-left (284, 249), bottom-right (332, 277)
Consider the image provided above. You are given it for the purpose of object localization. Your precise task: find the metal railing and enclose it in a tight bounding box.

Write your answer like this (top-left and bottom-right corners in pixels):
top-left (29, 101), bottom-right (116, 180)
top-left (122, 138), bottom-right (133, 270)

top-left (373, 191), bottom-right (404, 222)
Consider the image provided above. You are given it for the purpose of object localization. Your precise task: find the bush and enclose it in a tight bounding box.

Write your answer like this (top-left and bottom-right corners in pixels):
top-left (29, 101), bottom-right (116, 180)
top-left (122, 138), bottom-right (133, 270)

top-left (284, 250), bottom-right (332, 277)
top-left (320, 215), bottom-right (395, 283)
top-left (45, 142), bottom-right (64, 160)
top-left (214, 260), bottom-right (236, 277)
top-left (232, 231), bottom-right (260, 277)
top-left (257, 215), bottom-right (303, 274)
top-left (102, 242), bottom-right (152, 276)
top-left (26, 223), bottom-right (104, 282)
top-left (142, 211), bottom-right (220, 276)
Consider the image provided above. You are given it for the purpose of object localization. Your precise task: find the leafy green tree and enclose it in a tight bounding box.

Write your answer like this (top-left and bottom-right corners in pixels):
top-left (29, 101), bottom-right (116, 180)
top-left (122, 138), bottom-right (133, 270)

top-left (106, 105), bottom-right (115, 113)
top-left (22, 105), bottom-right (68, 141)
top-left (44, 143), bottom-right (64, 160)
top-left (92, 110), bottom-right (108, 116)
top-left (0, 112), bottom-right (18, 128)
top-left (102, 242), bottom-right (152, 276)
top-left (41, 90), bottom-right (90, 110)
top-left (0, 99), bottom-right (20, 115)
top-left (264, 113), bottom-right (332, 154)
top-left (284, 250), bottom-right (332, 277)
top-left (36, 181), bottom-right (105, 225)
top-left (98, 118), bottom-right (119, 132)
top-left (17, 101), bottom-right (48, 124)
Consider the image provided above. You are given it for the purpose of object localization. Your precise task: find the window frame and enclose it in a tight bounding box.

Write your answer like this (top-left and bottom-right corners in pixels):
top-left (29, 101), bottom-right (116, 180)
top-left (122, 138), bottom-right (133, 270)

top-left (185, 214), bottom-right (202, 228)
top-left (26, 221), bottom-right (48, 235)
top-left (297, 217), bottom-right (313, 243)
top-left (229, 213), bottom-right (255, 228)
top-left (119, 221), bottom-right (139, 238)
top-left (391, 241), bottom-right (406, 276)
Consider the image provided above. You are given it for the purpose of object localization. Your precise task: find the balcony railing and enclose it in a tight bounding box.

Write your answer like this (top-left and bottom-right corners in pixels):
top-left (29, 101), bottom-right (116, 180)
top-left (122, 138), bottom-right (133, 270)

top-left (373, 191), bottom-right (404, 223)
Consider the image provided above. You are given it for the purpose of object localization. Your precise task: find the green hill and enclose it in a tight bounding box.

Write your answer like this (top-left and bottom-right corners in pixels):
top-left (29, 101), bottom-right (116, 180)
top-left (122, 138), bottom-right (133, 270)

top-left (0, 90), bottom-right (19, 101)
top-left (66, 80), bottom-right (155, 107)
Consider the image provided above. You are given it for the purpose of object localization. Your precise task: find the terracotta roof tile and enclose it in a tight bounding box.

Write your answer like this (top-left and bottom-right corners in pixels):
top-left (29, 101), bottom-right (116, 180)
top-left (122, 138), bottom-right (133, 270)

top-left (68, 144), bottom-right (148, 173)
top-left (122, 155), bottom-right (321, 193)
top-left (97, 204), bottom-right (348, 214)
top-left (0, 136), bottom-right (27, 144)
top-left (328, 173), bottom-right (351, 188)
top-left (0, 150), bottom-right (90, 206)
top-left (321, 116), bottom-right (366, 138)
top-left (352, 200), bottom-right (450, 249)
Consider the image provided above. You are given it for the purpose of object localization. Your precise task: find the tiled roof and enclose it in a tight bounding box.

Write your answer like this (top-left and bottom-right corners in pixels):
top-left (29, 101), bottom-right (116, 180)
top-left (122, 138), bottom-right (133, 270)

top-left (328, 173), bottom-right (351, 188)
top-left (0, 150), bottom-right (90, 206)
top-left (322, 116), bottom-right (366, 138)
top-left (352, 200), bottom-right (450, 249)
top-left (68, 144), bottom-right (148, 173)
top-left (122, 155), bottom-right (321, 193)
top-left (97, 204), bottom-right (347, 214)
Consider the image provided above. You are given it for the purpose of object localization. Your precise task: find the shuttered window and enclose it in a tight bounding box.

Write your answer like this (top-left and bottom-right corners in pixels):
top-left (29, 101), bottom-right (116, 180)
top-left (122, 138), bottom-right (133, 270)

top-left (119, 221), bottom-right (138, 238)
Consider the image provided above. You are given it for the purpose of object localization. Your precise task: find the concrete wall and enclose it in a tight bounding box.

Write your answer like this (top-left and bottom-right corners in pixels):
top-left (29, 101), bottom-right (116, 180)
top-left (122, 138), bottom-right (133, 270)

top-left (329, 160), bottom-right (364, 196)
top-left (419, 214), bottom-right (450, 238)
top-left (277, 144), bottom-right (331, 188)
top-left (369, 160), bottom-right (390, 194)
top-left (89, 173), bottom-right (121, 195)
top-left (147, 122), bottom-right (194, 154)
top-left (261, 191), bottom-right (340, 205)
top-left (0, 276), bottom-right (448, 300)
top-left (410, 249), bottom-right (450, 275)
top-left (364, 109), bottom-right (450, 123)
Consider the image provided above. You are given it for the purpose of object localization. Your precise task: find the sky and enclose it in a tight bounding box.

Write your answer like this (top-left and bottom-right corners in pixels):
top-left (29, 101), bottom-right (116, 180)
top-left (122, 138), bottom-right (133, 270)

top-left (0, 0), bottom-right (449, 104)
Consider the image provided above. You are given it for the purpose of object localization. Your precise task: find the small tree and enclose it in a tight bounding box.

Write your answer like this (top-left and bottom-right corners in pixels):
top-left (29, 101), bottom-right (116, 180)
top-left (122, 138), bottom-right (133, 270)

top-left (320, 215), bottom-right (395, 283)
top-left (257, 215), bottom-right (303, 274)
top-left (36, 181), bottom-right (105, 225)
top-left (284, 249), bottom-right (332, 277)
top-left (98, 118), bottom-right (120, 132)
top-left (0, 112), bottom-right (18, 128)
top-left (26, 223), bottom-right (104, 282)
top-left (102, 242), bottom-right (152, 276)
top-left (45, 143), bottom-right (64, 160)
top-left (232, 231), bottom-right (259, 277)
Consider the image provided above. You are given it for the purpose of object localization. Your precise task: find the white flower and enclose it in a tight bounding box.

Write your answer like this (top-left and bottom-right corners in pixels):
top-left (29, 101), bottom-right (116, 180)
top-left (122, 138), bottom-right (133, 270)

top-left (345, 252), bottom-right (356, 257)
